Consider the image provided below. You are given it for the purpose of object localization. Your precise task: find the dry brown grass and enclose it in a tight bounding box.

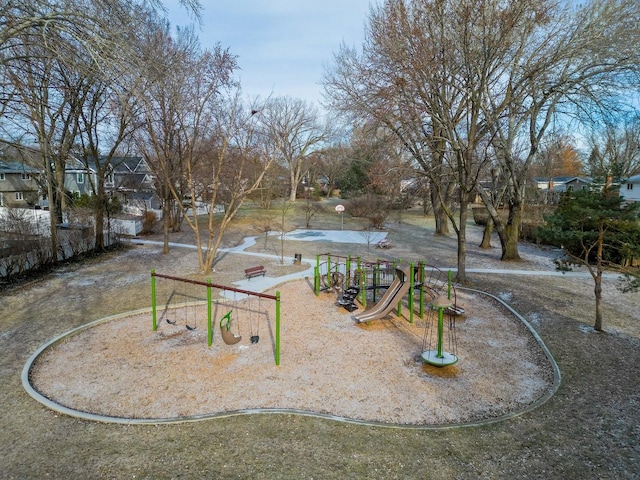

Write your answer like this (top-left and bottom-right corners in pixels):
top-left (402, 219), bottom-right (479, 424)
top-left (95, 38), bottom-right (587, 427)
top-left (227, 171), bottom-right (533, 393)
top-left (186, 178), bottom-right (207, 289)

top-left (2, 199), bottom-right (639, 479)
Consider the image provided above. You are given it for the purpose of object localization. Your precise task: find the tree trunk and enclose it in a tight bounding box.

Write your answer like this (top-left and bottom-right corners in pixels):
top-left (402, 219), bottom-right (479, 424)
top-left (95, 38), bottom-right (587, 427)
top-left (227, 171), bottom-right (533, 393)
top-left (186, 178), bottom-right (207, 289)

top-left (54, 163), bottom-right (65, 225)
top-left (162, 199), bottom-right (170, 254)
top-left (94, 185), bottom-right (105, 252)
top-left (594, 273), bottom-right (603, 331)
top-left (289, 186), bottom-right (298, 203)
top-left (431, 188), bottom-right (449, 235)
top-left (43, 155), bottom-right (59, 264)
top-left (593, 222), bottom-right (605, 331)
top-left (499, 200), bottom-right (523, 261)
top-left (289, 168), bottom-right (299, 202)
top-left (479, 217), bottom-right (493, 249)
top-left (456, 196), bottom-right (469, 284)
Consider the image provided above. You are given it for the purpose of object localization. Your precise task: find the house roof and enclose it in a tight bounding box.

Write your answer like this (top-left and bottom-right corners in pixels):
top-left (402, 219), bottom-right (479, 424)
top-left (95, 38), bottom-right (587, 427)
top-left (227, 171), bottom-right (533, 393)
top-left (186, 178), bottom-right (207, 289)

top-left (66, 156), bottom-right (145, 173)
top-left (623, 174), bottom-right (640, 184)
top-left (0, 160), bottom-right (39, 174)
top-left (534, 176), bottom-right (592, 184)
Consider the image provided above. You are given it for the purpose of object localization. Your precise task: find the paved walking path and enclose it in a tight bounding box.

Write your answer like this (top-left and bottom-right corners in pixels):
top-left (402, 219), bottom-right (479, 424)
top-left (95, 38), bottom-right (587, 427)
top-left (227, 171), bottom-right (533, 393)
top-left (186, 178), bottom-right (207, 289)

top-left (130, 229), bottom-right (618, 295)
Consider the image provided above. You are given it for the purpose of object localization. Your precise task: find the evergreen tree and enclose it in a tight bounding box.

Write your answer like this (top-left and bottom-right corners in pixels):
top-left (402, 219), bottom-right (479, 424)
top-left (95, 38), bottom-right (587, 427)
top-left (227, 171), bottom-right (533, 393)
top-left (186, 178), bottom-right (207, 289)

top-left (537, 187), bottom-right (640, 331)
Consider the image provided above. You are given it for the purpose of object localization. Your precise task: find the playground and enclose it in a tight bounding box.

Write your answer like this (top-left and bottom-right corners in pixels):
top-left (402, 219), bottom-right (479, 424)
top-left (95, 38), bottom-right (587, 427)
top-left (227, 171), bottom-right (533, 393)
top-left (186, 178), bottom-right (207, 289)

top-left (5, 216), bottom-right (640, 478)
top-left (26, 231), bottom-right (556, 426)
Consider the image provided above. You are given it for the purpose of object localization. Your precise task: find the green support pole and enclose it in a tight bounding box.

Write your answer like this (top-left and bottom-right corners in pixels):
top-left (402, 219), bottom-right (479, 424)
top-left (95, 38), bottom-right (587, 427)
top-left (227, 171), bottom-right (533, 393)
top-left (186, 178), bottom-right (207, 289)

top-left (346, 255), bottom-right (351, 287)
top-left (437, 307), bottom-right (444, 358)
top-left (207, 279), bottom-right (213, 347)
top-left (448, 270), bottom-right (452, 299)
top-left (409, 262), bottom-right (414, 324)
top-left (151, 269), bottom-right (157, 331)
top-left (275, 291), bottom-right (281, 366)
top-left (373, 263), bottom-right (378, 303)
top-left (359, 267), bottom-right (366, 307)
top-left (314, 265), bottom-right (320, 295)
top-left (419, 262), bottom-right (425, 318)
top-left (396, 261), bottom-right (403, 317)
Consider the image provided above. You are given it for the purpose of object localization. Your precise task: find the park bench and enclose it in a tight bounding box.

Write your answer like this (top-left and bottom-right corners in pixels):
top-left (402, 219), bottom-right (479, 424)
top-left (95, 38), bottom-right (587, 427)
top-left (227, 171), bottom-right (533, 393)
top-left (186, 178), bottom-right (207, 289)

top-left (245, 265), bottom-right (266, 280)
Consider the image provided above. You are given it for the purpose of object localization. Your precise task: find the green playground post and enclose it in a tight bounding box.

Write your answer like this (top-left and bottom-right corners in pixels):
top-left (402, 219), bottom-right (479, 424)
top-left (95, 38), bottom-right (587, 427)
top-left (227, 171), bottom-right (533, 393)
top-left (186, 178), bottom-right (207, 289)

top-left (419, 262), bottom-right (425, 318)
top-left (275, 291), bottom-right (281, 366)
top-left (314, 265), bottom-right (320, 295)
top-left (151, 269), bottom-right (157, 331)
top-left (409, 262), bottom-right (414, 323)
top-left (346, 255), bottom-right (351, 286)
top-left (373, 263), bottom-right (378, 303)
top-left (396, 262), bottom-right (403, 317)
top-left (207, 279), bottom-right (213, 347)
top-left (448, 270), bottom-right (452, 299)
top-left (359, 265), bottom-right (366, 307)
top-left (437, 306), bottom-right (445, 358)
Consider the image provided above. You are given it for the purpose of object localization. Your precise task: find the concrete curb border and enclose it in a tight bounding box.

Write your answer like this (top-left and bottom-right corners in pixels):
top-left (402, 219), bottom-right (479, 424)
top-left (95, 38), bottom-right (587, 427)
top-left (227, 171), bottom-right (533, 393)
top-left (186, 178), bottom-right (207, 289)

top-left (22, 284), bottom-right (561, 430)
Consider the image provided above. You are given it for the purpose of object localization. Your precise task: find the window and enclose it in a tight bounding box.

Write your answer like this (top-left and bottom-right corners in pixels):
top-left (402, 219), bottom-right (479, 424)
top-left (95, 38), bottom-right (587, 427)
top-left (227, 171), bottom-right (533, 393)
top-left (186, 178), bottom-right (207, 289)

top-left (21, 173), bottom-right (31, 180)
top-left (627, 183), bottom-right (633, 190)
top-left (77, 173), bottom-right (84, 184)
top-left (0, 173), bottom-right (5, 180)
top-left (15, 192), bottom-right (23, 201)
top-left (106, 173), bottom-right (115, 186)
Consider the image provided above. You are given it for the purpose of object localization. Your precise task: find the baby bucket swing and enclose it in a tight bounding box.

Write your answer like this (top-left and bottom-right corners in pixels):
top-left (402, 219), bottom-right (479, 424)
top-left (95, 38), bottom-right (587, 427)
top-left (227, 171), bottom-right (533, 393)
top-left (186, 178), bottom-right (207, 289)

top-left (219, 310), bottom-right (241, 345)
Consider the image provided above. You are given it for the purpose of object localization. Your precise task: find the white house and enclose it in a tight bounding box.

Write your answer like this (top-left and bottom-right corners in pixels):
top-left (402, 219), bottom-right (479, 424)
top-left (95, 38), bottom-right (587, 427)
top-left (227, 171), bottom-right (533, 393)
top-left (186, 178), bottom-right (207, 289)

top-left (620, 174), bottom-right (640, 203)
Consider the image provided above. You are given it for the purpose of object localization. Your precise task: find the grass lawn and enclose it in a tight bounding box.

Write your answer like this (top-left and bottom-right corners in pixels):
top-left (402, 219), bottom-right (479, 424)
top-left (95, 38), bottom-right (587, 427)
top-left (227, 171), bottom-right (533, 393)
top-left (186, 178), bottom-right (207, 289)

top-left (1, 198), bottom-right (639, 479)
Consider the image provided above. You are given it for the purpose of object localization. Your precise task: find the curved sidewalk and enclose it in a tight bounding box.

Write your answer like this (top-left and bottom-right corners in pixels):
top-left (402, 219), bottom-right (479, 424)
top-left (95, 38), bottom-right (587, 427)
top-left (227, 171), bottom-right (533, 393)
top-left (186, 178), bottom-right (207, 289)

top-left (129, 230), bottom-right (619, 295)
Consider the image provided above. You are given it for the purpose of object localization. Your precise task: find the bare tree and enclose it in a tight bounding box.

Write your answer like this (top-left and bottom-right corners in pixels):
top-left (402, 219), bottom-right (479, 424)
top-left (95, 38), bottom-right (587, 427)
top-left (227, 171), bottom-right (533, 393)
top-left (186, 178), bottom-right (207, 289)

top-left (325, 0), bottom-right (640, 281)
top-left (314, 143), bottom-right (351, 197)
top-left (473, 0), bottom-right (640, 261)
top-left (191, 93), bottom-right (276, 273)
top-left (324, 0), bottom-right (492, 283)
top-left (0, 1), bottom-right (196, 258)
top-left (134, 25), bottom-right (275, 274)
top-left (261, 96), bottom-right (326, 202)
top-left (134, 24), bottom-right (206, 251)
top-left (3, 47), bottom-right (82, 261)
top-left (585, 119), bottom-right (640, 183)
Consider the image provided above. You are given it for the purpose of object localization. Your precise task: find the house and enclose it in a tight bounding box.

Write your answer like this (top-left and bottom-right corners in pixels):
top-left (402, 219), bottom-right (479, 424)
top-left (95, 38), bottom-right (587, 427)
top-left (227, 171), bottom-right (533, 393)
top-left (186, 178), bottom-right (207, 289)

top-left (534, 176), bottom-right (592, 204)
top-left (620, 174), bottom-right (640, 204)
top-left (0, 160), bottom-right (40, 208)
top-left (64, 156), bottom-right (160, 210)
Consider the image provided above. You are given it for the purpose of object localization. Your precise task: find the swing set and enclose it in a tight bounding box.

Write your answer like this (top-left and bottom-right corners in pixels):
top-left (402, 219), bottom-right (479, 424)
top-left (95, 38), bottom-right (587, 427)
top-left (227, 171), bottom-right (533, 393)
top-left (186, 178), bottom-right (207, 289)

top-left (150, 270), bottom-right (281, 365)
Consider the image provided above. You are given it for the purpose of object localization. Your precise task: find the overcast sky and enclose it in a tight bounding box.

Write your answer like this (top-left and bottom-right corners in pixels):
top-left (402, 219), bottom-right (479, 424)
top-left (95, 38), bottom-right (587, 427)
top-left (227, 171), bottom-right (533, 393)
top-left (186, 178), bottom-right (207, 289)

top-left (164, 1), bottom-right (373, 106)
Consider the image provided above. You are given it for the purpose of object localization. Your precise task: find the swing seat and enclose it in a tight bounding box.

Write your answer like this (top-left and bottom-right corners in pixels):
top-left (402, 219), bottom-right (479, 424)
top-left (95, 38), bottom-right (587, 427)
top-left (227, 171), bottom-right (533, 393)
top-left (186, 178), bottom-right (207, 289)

top-left (220, 311), bottom-right (242, 345)
top-left (446, 305), bottom-right (465, 316)
top-left (220, 326), bottom-right (241, 345)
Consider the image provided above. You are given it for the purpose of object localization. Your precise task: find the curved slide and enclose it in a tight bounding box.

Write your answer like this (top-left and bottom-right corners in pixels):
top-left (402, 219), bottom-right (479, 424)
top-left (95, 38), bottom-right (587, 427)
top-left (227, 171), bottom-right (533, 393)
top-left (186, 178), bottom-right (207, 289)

top-left (354, 263), bottom-right (411, 323)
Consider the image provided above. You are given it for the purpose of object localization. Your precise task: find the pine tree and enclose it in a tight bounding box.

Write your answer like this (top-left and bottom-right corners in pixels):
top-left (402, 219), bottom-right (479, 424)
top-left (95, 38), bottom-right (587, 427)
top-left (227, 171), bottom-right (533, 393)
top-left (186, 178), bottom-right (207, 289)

top-left (537, 187), bottom-right (640, 331)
